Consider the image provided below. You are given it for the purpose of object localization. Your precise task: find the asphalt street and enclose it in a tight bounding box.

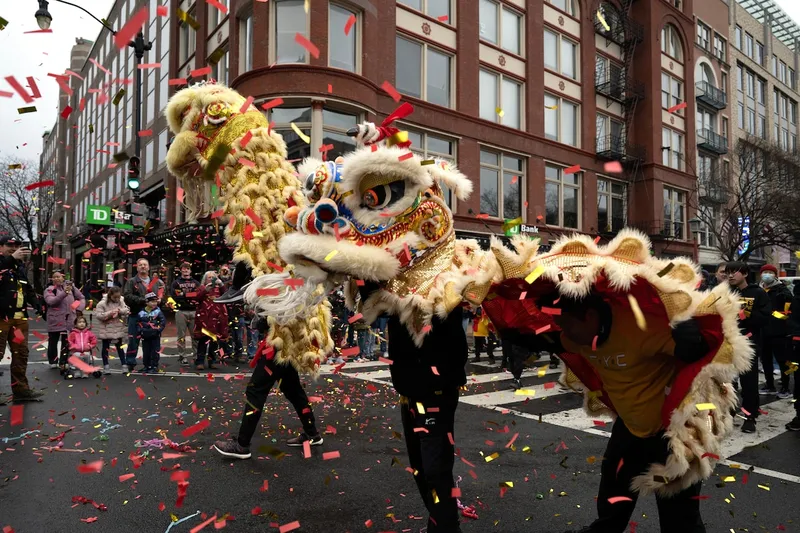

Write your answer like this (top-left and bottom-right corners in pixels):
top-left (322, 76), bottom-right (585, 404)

top-left (1, 330), bottom-right (799, 533)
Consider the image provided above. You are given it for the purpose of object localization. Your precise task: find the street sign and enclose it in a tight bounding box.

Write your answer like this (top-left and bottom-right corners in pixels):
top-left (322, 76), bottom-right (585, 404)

top-left (504, 223), bottom-right (539, 237)
top-left (87, 204), bottom-right (137, 229)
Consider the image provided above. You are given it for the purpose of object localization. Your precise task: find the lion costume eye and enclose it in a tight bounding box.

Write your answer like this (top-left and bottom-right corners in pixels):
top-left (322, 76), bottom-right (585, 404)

top-left (362, 181), bottom-right (406, 210)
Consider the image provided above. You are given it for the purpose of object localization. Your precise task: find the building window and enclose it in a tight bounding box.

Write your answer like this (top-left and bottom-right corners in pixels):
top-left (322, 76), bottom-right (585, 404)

top-left (697, 107), bottom-right (716, 132)
top-left (479, 149), bottom-right (524, 220)
top-left (545, 163), bottom-right (580, 229)
top-left (661, 72), bottom-right (683, 110)
top-left (274, 0), bottom-right (308, 64)
top-left (744, 32), bottom-right (753, 58)
top-left (547, 0), bottom-right (578, 16)
top-left (758, 114), bottom-right (766, 138)
top-left (396, 35), bottom-right (453, 108)
top-left (479, 0), bottom-right (522, 55)
top-left (696, 21), bottom-right (710, 50)
top-left (268, 106), bottom-right (312, 161)
top-left (780, 60), bottom-right (788, 84)
top-left (713, 34), bottom-right (726, 62)
top-left (596, 113), bottom-right (623, 143)
top-left (209, 0), bottom-right (228, 28)
top-left (661, 127), bottom-right (683, 170)
top-left (544, 28), bottom-right (578, 79)
top-left (663, 186), bottom-right (686, 239)
top-left (239, 14), bottom-right (253, 73)
top-left (694, 207), bottom-right (718, 248)
top-left (772, 55), bottom-right (778, 76)
top-left (329, 4), bottom-right (358, 73)
top-left (661, 24), bottom-right (683, 61)
top-left (755, 41), bottom-right (764, 64)
top-left (597, 178), bottom-right (626, 233)
top-left (544, 93), bottom-right (578, 146)
top-left (398, 0), bottom-right (450, 21)
top-left (480, 69), bottom-right (522, 129)
top-left (406, 127), bottom-right (457, 206)
top-left (210, 46), bottom-right (229, 85)
top-left (178, 8), bottom-right (196, 66)
top-left (756, 77), bottom-right (765, 104)
top-left (322, 108), bottom-right (359, 160)
top-left (734, 25), bottom-right (742, 50)
top-left (722, 116), bottom-right (729, 138)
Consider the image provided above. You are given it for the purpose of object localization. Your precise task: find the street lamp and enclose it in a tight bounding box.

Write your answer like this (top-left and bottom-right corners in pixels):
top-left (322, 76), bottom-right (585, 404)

top-left (34, 0), bottom-right (151, 201)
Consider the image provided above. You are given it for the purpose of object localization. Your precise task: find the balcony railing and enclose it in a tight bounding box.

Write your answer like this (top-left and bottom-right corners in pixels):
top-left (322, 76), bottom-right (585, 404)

top-left (596, 134), bottom-right (646, 165)
top-left (695, 81), bottom-right (727, 110)
top-left (697, 128), bottom-right (729, 155)
top-left (593, 9), bottom-right (644, 46)
top-left (595, 68), bottom-right (645, 104)
top-left (698, 177), bottom-right (729, 204)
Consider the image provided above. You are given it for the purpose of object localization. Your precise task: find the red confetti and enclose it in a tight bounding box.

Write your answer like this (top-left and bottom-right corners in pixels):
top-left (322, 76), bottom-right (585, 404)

top-left (256, 288), bottom-right (280, 297)
top-left (168, 78), bottom-right (188, 86)
top-left (592, 420), bottom-right (607, 427)
top-left (138, 129), bottom-right (153, 137)
top-left (667, 101), bottom-right (687, 113)
top-left (251, 506), bottom-right (261, 515)
top-left (245, 207), bottom-right (262, 227)
top-left (207, 0), bottom-right (228, 14)
top-left (239, 95), bottom-right (254, 113)
top-left (137, 63), bottom-right (161, 69)
top-left (364, 519), bottom-right (373, 528)
top-left (10, 405), bottom-right (23, 426)
top-left (381, 81), bottom-right (402, 102)
top-left (238, 158), bottom-right (255, 168)
top-left (608, 496), bottom-right (633, 504)
top-left (279, 522), bottom-right (301, 533)
top-left (377, 357), bottom-right (393, 365)
top-left (438, 15), bottom-right (449, 22)
top-left (189, 514), bottom-right (217, 533)
top-left (541, 307), bottom-right (561, 316)
top-left (210, 209), bottom-right (226, 219)
top-left (535, 324), bottom-right (551, 335)
top-left (77, 460), bottom-right (104, 474)
top-left (616, 458), bottom-right (624, 476)
top-left (303, 440), bottom-right (311, 459)
top-left (604, 161), bottom-right (623, 173)
top-left (119, 473), bottom-right (136, 482)
top-left (594, 235), bottom-right (601, 244)
top-left (341, 346), bottom-right (360, 358)
top-left (127, 242), bottom-right (152, 250)
top-left (24, 179), bottom-right (55, 191)
top-left (344, 14), bottom-right (357, 35)
top-left (181, 419), bottom-right (210, 437)
top-left (261, 97), bottom-right (284, 111)
top-left (267, 261), bottom-right (284, 273)
top-left (327, 83), bottom-right (333, 93)
top-left (26, 77), bottom-right (41, 98)
top-left (190, 66), bottom-right (212, 78)
top-left (157, 5), bottom-right (168, 16)
top-left (5, 76), bottom-right (34, 103)
top-left (240, 131), bottom-right (253, 148)
top-left (348, 313), bottom-right (364, 324)
top-left (135, 387), bottom-right (145, 400)
top-left (398, 152), bottom-right (414, 162)
top-left (114, 7), bottom-right (149, 49)
top-left (159, 502), bottom-right (166, 511)
top-left (564, 164), bottom-right (581, 174)
top-left (700, 452), bottom-right (720, 460)
top-left (294, 33), bottom-right (320, 59)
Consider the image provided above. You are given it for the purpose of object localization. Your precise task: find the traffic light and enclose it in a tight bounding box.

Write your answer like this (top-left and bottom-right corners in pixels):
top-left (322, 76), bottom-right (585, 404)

top-left (127, 156), bottom-right (141, 190)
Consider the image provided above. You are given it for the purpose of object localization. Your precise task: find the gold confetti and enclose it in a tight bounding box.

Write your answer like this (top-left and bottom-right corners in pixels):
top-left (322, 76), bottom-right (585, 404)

top-left (537, 366), bottom-right (548, 377)
top-left (723, 475), bottom-right (736, 482)
top-left (432, 488), bottom-right (439, 504)
top-left (495, 107), bottom-right (505, 117)
top-left (627, 294), bottom-right (647, 331)
top-left (514, 389), bottom-right (536, 396)
top-left (485, 452), bottom-right (500, 462)
top-left (695, 403), bottom-right (716, 411)
top-left (772, 311), bottom-right (787, 319)
top-left (545, 104), bottom-right (558, 110)
top-left (757, 484), bottom-right (770, 491)
top-left (596, 10), bottom-right (610, 31)
top-left (415, 402), bottom-right (425, 414)
top-left (291, 122), bottom-right (310, 144)
top-left (201, 328), bottom-right (218, 342)
top-left (324, 249), bottom-right (339, 261)
top-left (525, 264), bottom-right (546, 285)
top-left (500, 481), bottom-right (514, 488)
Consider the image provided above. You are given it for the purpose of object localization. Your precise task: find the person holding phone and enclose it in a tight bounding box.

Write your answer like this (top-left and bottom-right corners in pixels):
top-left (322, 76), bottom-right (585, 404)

top-left (44, 270), bottom-right (86, 376)
top-left (0, 236), bottom-right (43, 403)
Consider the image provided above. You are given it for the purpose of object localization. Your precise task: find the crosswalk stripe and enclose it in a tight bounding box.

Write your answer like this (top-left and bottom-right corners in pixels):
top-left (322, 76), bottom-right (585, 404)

top-left (460, 383), bottom-right (571, 407)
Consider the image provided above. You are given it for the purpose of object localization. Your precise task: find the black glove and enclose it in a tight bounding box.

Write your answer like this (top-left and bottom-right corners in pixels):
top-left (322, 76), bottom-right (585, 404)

top-left (672, 319), bottom-right (709, 363)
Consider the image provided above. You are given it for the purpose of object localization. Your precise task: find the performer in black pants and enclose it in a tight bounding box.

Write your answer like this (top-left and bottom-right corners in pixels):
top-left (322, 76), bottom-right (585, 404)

top-left (499, 330), bottom-right (528, 390)
top-left (388, 306), bottom-right (467, 533)
top-left (213, 317), bottom-right (323, 459)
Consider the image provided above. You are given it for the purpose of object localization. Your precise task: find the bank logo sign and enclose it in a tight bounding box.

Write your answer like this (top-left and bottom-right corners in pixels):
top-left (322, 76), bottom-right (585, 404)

top-left (86, 204), bottom-right (135, 230)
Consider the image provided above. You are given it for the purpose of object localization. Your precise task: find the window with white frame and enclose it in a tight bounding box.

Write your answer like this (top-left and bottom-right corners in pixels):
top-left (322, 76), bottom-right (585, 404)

top-left (694, 206), bottom-right (717, 248)
top-left (210, 46), bottom-right (229, 85)
top-left (713, 34), bottom-right (726, 62)
top-left (396, 35), bottom-right (452, 108)
top-left (661, 24), bottom-right (683, 61)
top-left (544, 93), bottom-right (578, 146)
top-left (479, 0), bottom-right (522, 55)
top-left (744, 32), bottom-right (753, 58)
top-left (329, 4), bottom-right (358, 73)
top-left (267, 106), bottom-right (312, 161)
top-left (756, 41), bottom-right (764, 64)
top-left (322, 108), bottom-right (360, 160)
top-left (547, 0), bottom-right (578, 16)
top-left (479, 148), bottom-right (524, 220)
top-left (545, 163), bottom-right (580, 229)
top-left (661, 72), bottom-right (683, 110)
top-left (209, 0), bottom-right (228, 28)
top-left (406, 127), bottom-right (457, 206)
top-left (544, 28), bottom-right (578, 80)
top-left (696, 21), bottom-right (710, 50)
top-left (239, 13), bottom-right (253, 73)
top-left (398, 0), bottom-right (450, 21)
top-left (663, 186), bottom-right (686, 239)
top-left (480, 69), bottom-right (522, 129)
top-left (597, 178), bottom-right (626, 233)
top-left (274, 0), bottom-right (308, 64)
top-left (178, 8), bottom-right (196, 66)
top-left (734, 25), bottom-right (742, 50)
top-left (596, 113), bottom-right (623, 142)
top-left (662, 127), bottom-right (683, 170)
top-left (596, 55), bottom-right (623, 94)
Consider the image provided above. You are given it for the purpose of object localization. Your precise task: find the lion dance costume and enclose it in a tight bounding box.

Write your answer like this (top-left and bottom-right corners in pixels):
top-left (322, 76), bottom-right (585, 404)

top-left (165, 83), bottom-right (752, 532)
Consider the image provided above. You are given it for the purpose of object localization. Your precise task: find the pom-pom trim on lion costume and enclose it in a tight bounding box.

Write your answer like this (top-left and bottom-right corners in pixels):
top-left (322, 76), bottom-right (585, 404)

top-left (482, 229), bottom-right (753, 496)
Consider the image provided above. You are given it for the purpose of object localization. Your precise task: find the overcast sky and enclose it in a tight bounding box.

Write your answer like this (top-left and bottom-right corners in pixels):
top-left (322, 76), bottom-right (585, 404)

top-left (3, 0), bottom-right (800, 167)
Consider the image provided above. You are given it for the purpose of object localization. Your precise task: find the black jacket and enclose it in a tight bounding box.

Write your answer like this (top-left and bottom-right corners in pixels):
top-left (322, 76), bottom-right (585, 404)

top-left (731, 284), bottom-right (771, 342)
top-left (169, 277), bottom-right (200, 311)
top-left (0, 255), bottom-right (38, 320)
top-left (762, 281), bottom-right (791, 338)
top-left (123, 276), bottom-right (165, 315)
top-left (787, 282), bottom-right (800, 339)
top-left (387, 307), bottom-right (467, 400)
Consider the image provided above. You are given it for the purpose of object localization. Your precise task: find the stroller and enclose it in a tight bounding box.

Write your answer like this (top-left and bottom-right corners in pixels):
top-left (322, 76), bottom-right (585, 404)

top-left (68, 350), bottom-right (103, 379)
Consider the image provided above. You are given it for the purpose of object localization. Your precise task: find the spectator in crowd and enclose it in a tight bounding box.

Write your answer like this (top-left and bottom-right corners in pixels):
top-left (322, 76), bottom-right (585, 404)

top-left (219, 264), bottom-right (246, 363)
top-left (0, 236), bottom-right (42, 404)
top-left (498, 330), bottom-right (530, 390)
top-left (194, 271), bottom-right (229, 370)
top-left (328, 289), bottom-right (348, 363)
top-left (67, 315), bottom-right (97, 379)
top-left (170, 261), bottom-right (200, 366)
top-left (44, 271), bottom-right (85, 375)
top-left (354, 318), bottom-right (373, 362)
top-left (137, 292), bottom-right (166, 374)
top-left (713, 262), bottom-right (728, 288)
top-left (123, 258), bottom-right (165, 372)
top-left (472, 306), bottom-right (495, 363)
top-left (786, 281), bottom-right (800, 432)
top-left (758, 264), bottom-right (792, 397)
top-left (727, 262), bottom-right (770, 433)
top-left (373, 315), bottom-right (389, 358)
top-left (93, 286), bottom-right (130, 373)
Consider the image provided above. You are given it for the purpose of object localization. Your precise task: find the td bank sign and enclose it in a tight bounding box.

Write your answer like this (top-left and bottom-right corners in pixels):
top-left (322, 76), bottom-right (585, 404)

top-left (86, 204), bottom-right (134, 230)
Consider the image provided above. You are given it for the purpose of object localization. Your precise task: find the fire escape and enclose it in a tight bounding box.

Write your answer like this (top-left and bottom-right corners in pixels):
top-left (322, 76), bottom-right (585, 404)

top-left (594, 0), bottom-right (645, 181)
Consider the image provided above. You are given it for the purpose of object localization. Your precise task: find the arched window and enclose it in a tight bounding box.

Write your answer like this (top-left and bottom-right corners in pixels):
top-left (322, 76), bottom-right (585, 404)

top-left (696, 62), bottom-right (715, 85)
top-left (598, 2), bottom-right (622, 36)
top-left (661, 24), bottom-right (683, 61)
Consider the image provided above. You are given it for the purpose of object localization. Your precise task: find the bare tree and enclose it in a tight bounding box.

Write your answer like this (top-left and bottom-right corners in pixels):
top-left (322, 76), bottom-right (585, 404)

top-left (688, 137), bottom-right (800, 262)
top-left (0, 155), bottom-right (56, 293)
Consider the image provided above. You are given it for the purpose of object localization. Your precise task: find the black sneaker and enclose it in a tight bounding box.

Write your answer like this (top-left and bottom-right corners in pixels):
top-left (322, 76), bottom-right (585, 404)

top-left (742, 417), bottom-right (757, 434)
top-left (213, 439), bottom-right (251, 459)
top-left (286, 433), bottom-right (323, 447)
top-left (12, 389), bottom-right (45, 402)
top-left (786, 416), bottom-right (800, 431)
top-left (549, 360), bottom-right (560, 369)
top-left (510, 378), bottom-right (522, 391)
top-left (759, 386), bottom-right (777, 396)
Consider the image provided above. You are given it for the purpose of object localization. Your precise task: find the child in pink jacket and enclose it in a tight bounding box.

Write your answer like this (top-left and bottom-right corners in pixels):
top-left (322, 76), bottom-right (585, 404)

top-left (67, 315), bottom-right (98, 379)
